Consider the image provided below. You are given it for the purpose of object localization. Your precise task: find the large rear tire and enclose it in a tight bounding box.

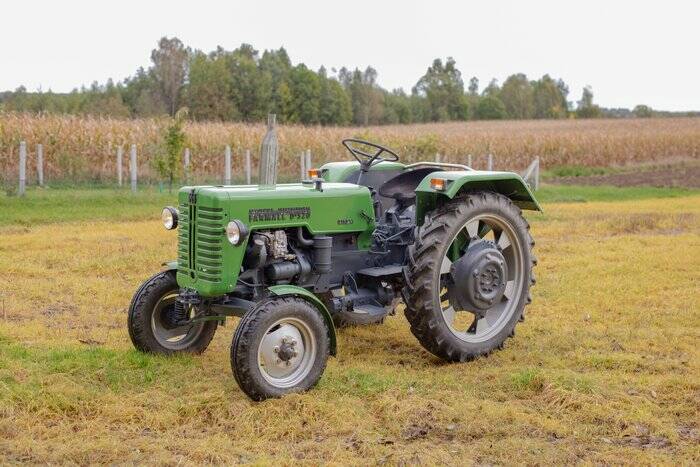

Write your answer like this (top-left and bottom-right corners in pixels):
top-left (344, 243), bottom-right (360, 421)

top-left (128, 271), bottom-right (217, 355)
top-left (403, 192), bottom-right (536, 362)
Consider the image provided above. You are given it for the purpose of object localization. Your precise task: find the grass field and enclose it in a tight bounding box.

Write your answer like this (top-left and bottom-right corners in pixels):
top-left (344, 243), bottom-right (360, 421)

top-left (1, 186), bottom-right (699, 464)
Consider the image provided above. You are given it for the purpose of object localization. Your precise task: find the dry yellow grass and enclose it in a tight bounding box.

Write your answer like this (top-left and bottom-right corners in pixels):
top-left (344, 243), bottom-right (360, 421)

top-left (1, 195), bottom-right (699, 464)
top-left (1, 113), bottom-right (699, 183)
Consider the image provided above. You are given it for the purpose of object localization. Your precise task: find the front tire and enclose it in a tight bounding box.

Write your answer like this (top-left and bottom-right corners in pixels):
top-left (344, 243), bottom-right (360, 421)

top-left (231, 296), bottom-right (330, 401)
top-left (128, 271), bottom-right (217, 355)
top-left (403, 192), bottom-right (536, 362)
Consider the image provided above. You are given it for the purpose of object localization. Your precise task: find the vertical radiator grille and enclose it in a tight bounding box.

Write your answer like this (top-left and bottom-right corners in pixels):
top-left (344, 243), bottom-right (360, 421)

top-left (177, 201), bottom-right (224, 284)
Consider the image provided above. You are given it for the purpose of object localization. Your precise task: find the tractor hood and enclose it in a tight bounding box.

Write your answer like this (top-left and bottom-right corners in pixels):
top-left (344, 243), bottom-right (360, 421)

top-left (175, 183), bottom-right (375, 296)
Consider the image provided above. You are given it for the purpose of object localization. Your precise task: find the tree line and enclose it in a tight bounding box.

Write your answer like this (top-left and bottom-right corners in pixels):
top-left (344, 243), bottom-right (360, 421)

top-left (0, 37), bottom-right (670, 125)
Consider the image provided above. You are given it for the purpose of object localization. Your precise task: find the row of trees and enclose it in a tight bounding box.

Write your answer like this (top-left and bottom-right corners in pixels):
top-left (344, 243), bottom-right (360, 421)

top-left (0, 37), bottom-right (656, 125)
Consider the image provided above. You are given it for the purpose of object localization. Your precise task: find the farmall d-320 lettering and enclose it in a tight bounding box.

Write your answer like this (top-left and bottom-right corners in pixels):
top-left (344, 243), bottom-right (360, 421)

top-left (128, 117), bottom-right (540, 400)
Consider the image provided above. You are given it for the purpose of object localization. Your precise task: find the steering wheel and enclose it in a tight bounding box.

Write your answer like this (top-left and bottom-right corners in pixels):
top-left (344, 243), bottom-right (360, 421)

top-left (342, 139), bottom-right (400, 170)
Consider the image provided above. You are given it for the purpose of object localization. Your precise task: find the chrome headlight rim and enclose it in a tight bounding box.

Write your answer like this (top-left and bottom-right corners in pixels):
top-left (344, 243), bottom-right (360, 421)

top-left (161, 206), bottom-right (179, 230)
top-left (226, 219), bottom-right (248, 246)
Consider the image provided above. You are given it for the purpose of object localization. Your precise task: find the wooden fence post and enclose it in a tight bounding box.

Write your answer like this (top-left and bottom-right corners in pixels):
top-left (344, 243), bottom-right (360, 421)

top-left (435, 152), bottom-right (441, 163)
top-left (305, 149), bottom-right (312, 173)
top-left (487, 153), bottom-right (493, 171)
top-left (467, 154), bottom-right (473, 168)
top-left (521, 156), bottom-right (541, 191)
top-left (224, 145), bottom-right (232, 184)
top-left (18, 141), bottom-right (26, 196)
top-left (184, 148), bottom-right (191, 183)
top-left (300, 152), bottom-right (306, 180)
top-left (36, 143), bottom-right (44, 186)
top-left (245, 149), bottom-right (251, 184)
top-left (130, 144), bottom-right (137, 193)
top-left (117, 146), bottom-right (123, 186)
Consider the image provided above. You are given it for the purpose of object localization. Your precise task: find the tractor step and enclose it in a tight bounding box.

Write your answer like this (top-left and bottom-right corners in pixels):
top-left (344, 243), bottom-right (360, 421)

top-left (357, 265), bottom-right (403, 278)
top-left (351, 304), bottom-right (388, 317)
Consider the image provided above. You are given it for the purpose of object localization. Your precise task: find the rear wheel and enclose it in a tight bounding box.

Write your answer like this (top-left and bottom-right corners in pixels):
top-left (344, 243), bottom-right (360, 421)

top-left (403, 192), bottom-right (536, 362)
top-left (128, 271), bottom-right (217, 354)
top-left (231, 296), bottom-right (330, 400)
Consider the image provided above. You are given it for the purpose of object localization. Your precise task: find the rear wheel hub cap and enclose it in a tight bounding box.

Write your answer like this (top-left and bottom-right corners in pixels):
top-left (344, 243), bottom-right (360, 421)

top-left (449, 240), bottom-right (507, 312)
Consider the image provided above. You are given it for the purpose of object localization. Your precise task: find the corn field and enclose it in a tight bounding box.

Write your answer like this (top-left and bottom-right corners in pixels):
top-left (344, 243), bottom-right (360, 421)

top-left (1, 112), bottom-right (699, 184)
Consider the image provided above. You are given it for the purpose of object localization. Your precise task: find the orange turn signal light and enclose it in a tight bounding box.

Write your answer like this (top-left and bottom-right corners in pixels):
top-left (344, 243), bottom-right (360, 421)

top-left (430, 178), bottom-right (447, 191)
top-left (308, 168), bottom-right (320, 179)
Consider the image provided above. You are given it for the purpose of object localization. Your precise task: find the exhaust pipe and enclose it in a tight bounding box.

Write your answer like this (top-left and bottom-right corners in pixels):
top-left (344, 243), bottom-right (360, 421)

top-left (259, 114), bottom-right (278, 189)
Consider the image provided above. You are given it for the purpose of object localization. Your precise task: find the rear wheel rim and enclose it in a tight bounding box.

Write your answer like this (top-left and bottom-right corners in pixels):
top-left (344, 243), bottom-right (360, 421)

top-left (150, 292), bottom-right (206, 350)
top-left (257, 317), bottom-right (317, 388)
top-left (438, 213), bottom-right (524, 343)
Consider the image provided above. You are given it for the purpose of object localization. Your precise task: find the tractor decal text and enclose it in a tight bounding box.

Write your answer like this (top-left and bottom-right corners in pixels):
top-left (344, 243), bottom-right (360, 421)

top-left (248, 207), bottom-right (311, 222)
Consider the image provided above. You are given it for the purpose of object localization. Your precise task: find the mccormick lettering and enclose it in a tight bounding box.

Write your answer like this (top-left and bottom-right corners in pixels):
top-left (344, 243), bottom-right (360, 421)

top-left (248, 207), bottom-right (311, 222)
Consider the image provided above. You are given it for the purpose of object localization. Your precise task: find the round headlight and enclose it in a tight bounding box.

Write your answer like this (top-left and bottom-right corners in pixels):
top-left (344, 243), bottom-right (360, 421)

top-left (226, 220), bottom-right (248, 245)
top-left (162, 206), bottom-right (179, 230)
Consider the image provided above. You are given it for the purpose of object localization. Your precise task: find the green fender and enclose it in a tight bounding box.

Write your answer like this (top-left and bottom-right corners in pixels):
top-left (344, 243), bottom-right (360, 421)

top-left (414, 170), bottom-right (542, 225)
top-left (267, 285), bottom-right (337, 356)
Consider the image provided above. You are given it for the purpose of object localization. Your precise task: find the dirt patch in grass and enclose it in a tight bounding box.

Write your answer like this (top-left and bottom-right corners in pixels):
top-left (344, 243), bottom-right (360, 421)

top-left (549, 162), bottom-right (700, 188)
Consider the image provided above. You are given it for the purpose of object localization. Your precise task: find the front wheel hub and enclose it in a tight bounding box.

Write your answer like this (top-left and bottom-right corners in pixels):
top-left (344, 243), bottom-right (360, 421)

top-left (449, 240), bottom-right (507, 312)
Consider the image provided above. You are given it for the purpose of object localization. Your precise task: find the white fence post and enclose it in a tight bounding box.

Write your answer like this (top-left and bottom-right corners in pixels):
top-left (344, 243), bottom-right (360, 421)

top-left (300, 152), bottom-right (306, 180)
top-left (130, 144), bottom-right (137, 193)
top-left (18, 141), bottom-right (26, 196)
top-left (305, 149), bottom-right (312, 173)
top-left (245, 149), bottom-right (251, 184)
top-left (435, 152), bottom-right (441, 163)
top-left (467, 154), bottom-right (473, 168)
top-left (117, 146), bottom-right (123, 186)
top-left (36, 143), bottom-right (44, 187)
top-left (224, 145), bottom-right (232, 184)
top-left (487, 153), bottom-right (493, 171)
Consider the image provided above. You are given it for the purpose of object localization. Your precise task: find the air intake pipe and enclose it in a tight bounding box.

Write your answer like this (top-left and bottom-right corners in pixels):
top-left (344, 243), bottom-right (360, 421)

top-left (295, 228), bottom-right (332, 274)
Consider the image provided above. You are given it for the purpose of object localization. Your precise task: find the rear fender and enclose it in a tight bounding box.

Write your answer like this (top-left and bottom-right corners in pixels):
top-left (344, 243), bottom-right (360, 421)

top-left (267, 285), bottom-right (337, 356)
top-left (414, 171), bottom-right (542, 225)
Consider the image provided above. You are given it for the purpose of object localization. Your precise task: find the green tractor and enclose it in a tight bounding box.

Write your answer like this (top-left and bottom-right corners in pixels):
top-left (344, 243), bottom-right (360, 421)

top-left (128, 138), bottom-right (539, 400)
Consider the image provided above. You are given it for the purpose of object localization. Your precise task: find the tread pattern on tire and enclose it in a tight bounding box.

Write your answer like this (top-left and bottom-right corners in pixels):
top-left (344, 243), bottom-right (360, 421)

top-left (231, 296), bottom-right (330, 401)
top-left (402, 191), bottom-right (536, 362)
top-left (128, 270), bottom-right (217, 355)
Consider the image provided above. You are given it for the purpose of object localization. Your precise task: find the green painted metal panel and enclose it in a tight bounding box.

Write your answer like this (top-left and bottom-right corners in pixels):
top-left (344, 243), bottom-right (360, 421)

top-left (268, 285), bottom-right (337, 356)
top-left (176, 183), bottom-right (375, 297)
top-left (320, 160), bottom-right (406, 182)
top-left (414, 170), bottom-right (542, 224)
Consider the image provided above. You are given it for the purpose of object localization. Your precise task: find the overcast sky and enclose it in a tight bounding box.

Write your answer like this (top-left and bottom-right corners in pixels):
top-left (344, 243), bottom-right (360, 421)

top-left (1, 0), bottom-right (698, 111)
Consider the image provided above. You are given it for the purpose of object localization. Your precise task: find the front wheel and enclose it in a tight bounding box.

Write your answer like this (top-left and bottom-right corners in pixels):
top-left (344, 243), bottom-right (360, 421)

top-left (128, 271), bottom-right (217, 354)
top-left (403, 191), bottom-right (536, 362)
top-left (231, 296), bottom-right (330, 401)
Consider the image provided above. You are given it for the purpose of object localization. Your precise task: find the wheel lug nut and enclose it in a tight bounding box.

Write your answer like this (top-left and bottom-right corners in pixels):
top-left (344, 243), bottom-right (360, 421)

top-left (273, 346), bottom-right (279, 353)
top-left (285, 361), bottom-right (291, 367)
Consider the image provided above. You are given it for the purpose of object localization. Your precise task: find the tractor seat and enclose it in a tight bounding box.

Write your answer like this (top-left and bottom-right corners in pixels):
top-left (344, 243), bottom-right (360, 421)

top-left (378, 167), bottom-right (441, 203)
